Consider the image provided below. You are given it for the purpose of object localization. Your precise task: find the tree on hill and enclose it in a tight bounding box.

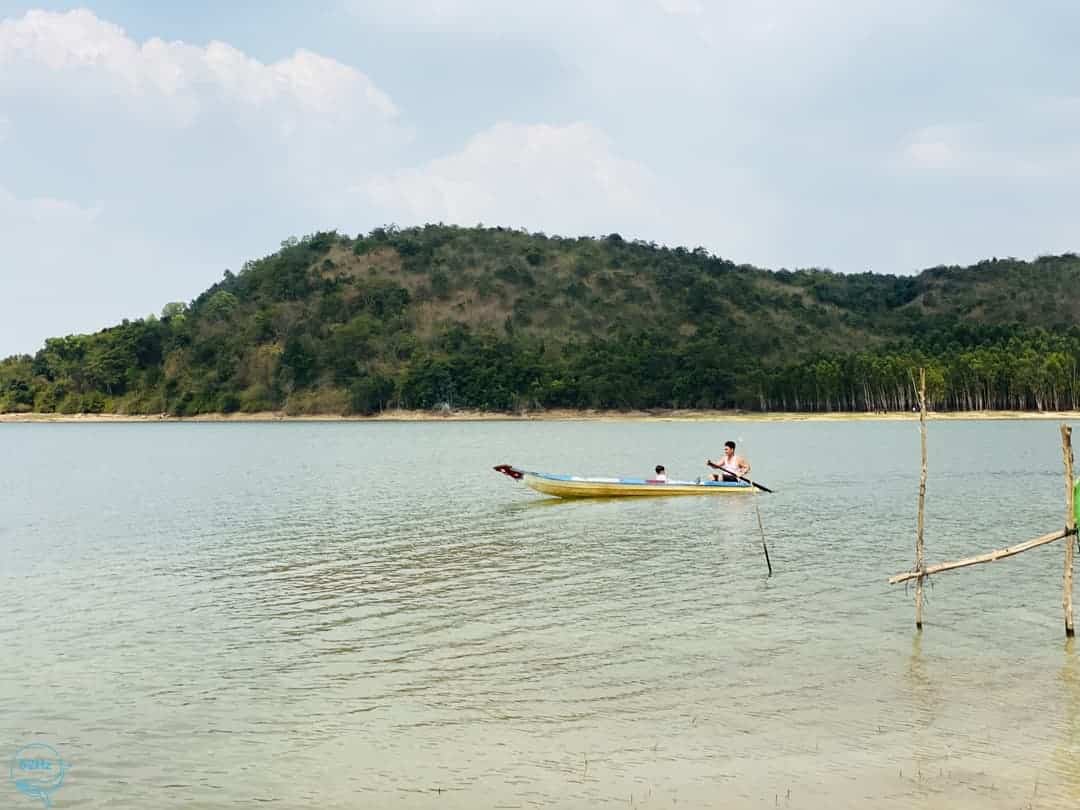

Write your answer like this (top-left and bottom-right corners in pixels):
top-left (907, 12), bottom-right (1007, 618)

top-left (5, 225), bottom-right (1080, 415)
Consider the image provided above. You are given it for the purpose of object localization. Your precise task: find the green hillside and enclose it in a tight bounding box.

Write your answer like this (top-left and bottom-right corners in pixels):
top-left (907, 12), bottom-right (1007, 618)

top-left (3, 225), bottom-right (1080, 415)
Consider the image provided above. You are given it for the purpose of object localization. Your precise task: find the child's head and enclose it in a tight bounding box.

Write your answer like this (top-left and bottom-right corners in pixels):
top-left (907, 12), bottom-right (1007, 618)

top-left (655, 465), bottom-right (665, 475)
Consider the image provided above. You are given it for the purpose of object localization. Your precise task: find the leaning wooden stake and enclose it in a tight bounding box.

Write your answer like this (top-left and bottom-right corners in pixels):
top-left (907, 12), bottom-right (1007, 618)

top-left (915, 368), bottom-right (927, 630)
top-left (1062, 424), bottom-right (1075, 637)
top-left (889, 528), bottom-right (1072, 584)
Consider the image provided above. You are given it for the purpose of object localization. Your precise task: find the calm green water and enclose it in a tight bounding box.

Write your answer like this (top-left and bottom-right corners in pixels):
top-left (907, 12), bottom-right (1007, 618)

top-left (2, 420), bottom-right (1079, 809)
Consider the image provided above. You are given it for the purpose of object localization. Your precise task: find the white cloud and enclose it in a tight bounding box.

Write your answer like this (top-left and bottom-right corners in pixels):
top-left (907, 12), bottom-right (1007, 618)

top-left (0, 10), bottom-right (396, 120)
top-left (0, 8), bottom-right (412, 355)
top-left (902, 126), bottom-right (964, 171)
top-left (658, 0), bottom-right (704, 15)
top-left (345, 0), bottom-right (612, 31)
top-left (900, 118), bottom-right (1080, 180)
top-left (350, 1), bottom-right (947, 73)
top-left (0, 182), bottom-right (231, 356)
top-left (0, 187), bottom-right (100, 228)
top-left (0, 186), bottom-right (100, 235)
top-left (0, 9), bottom-right (407, 192)
top-left (365, 122), bottom-right (661, 237)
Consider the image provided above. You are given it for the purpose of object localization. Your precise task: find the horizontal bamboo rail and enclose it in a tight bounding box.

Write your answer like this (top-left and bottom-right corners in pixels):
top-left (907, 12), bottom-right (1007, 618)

top-left (889, 528), bottom-right (1073, 585)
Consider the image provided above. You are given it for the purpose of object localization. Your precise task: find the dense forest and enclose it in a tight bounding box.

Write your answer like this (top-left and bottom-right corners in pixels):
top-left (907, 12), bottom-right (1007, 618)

top-left (3, 225), bottom-right (1080, 415)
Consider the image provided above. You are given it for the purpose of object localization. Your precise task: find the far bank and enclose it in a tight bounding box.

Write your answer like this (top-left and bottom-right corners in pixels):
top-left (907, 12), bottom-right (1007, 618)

top-left (5, 408), bottom-right (1080, 424)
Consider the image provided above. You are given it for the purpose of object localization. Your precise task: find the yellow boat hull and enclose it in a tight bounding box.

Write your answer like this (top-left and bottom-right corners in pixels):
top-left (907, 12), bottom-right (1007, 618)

top-left (522, 473), bottom-right (753, 499)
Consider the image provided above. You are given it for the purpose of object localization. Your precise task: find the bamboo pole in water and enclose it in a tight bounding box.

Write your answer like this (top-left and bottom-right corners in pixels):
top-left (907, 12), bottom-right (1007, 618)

top-left (751, 482), bottom-right (772, 577)
top-left (889, 528), bottom-right (1071, 584)
top-left (915, 368), bottom-right (927, 630)
top-left (1062, 424), bottom-right (1075, 638)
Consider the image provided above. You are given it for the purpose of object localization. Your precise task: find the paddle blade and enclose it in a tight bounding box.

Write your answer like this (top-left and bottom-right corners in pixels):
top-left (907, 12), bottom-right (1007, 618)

top-left (739, 475), bottom-right (773, 493)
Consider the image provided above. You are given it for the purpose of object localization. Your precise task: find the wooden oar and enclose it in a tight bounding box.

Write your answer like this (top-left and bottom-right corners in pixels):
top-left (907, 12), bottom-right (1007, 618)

top-left (733, 473), bottom-right (774, 494)
top-left (707, 461), bottom-right (774, 493)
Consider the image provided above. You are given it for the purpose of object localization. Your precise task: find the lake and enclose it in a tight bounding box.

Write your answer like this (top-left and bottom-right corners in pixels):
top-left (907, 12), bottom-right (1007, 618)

top-left (2, 419), bottom-right (1079, 808)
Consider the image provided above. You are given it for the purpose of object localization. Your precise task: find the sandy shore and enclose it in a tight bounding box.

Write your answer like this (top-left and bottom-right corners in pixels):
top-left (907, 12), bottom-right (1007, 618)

top-left (4, 408), bottom-right (1080, 423)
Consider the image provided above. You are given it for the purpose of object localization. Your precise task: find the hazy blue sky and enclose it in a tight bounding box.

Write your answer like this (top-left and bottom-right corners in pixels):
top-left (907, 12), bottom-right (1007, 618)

top-left (2, 2), bottom-right (1078, 355)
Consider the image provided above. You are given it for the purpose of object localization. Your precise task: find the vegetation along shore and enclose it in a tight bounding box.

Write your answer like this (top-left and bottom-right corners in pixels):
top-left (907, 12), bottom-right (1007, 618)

top-left (6, 409), bottom-right (1080, 425)
top-left (3, 225), bottom-right (1080, 418)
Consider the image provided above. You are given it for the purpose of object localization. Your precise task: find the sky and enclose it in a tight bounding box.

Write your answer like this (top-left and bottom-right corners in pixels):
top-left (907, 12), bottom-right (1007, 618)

top-left (1, 1), bottom-right (1078, 356)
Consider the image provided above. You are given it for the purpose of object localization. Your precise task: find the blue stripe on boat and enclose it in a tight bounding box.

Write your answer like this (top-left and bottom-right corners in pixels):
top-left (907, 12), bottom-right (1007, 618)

top-left (528, 471), bottom-right (748, 487)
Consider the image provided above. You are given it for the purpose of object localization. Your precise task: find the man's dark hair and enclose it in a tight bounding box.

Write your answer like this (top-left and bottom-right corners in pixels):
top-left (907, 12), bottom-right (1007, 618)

top-left (655, 465), bottom-right (665, 474)
top-left (725, 441), bottom-right (736, 450)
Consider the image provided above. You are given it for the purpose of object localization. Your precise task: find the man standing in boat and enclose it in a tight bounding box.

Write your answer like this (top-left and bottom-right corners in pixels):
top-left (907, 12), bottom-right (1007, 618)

top-left (707, 441), bottom-right (750, 482)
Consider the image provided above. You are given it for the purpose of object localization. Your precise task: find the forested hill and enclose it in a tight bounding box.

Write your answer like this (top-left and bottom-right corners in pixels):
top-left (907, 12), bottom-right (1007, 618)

top-left (4, 225), bottom-right (1080, 416)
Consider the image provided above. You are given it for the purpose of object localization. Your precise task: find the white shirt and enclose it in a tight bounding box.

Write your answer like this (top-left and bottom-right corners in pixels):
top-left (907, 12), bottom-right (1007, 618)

top-left (719, 455), bottom-right (744, 475)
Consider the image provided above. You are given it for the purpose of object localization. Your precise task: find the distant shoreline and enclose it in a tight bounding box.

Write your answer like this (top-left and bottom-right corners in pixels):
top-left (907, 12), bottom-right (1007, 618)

top-left (4, 408), bottom-right (1080, 424)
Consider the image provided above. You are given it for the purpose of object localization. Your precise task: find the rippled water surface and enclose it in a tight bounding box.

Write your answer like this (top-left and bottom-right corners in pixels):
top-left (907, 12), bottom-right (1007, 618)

top-left (3, 419), bottom-right (1080, 808)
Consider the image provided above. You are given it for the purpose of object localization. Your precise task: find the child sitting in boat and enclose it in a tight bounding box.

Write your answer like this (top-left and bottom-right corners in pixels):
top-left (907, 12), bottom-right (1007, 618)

top-left (652, 465), bottom-right (668, 482)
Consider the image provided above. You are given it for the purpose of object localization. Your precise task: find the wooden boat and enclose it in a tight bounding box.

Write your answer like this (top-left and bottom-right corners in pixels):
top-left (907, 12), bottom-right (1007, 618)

top-left (493, 464), bottom-right (758, 499)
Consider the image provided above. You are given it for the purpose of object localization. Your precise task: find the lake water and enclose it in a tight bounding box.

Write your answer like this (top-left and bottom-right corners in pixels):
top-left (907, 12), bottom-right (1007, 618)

top-left (2, 419), bottom-right (1079, 809)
